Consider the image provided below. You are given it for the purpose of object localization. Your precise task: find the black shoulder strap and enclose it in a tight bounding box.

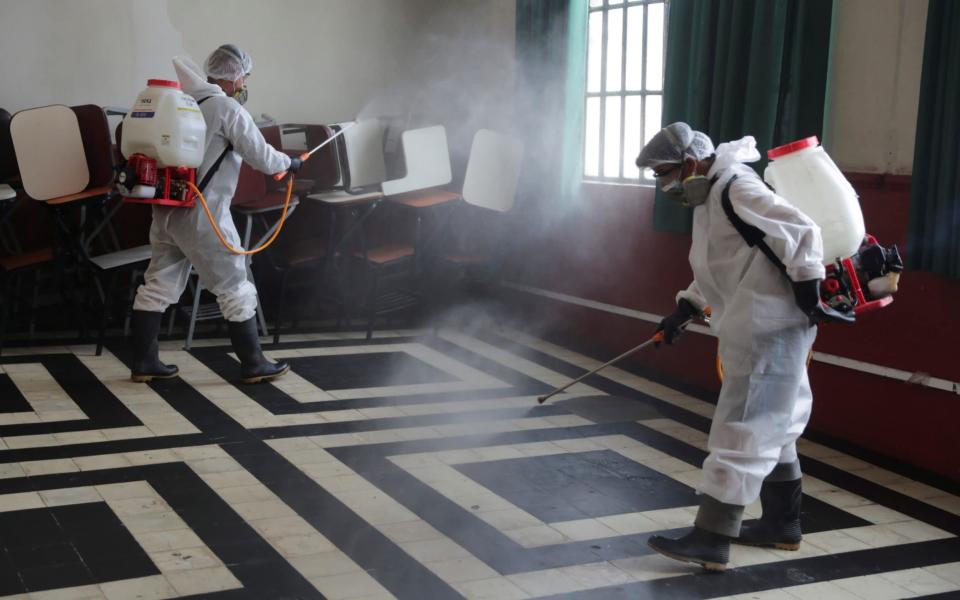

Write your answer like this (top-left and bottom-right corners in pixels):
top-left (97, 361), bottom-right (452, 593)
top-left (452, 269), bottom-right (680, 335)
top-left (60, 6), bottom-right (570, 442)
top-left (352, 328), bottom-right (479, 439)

top-left (197, 143), bottom-right (234, 193)
top-left (720, 175), bottom-right (790, 278)
top-left (194, 96), bottom-right (234, 193)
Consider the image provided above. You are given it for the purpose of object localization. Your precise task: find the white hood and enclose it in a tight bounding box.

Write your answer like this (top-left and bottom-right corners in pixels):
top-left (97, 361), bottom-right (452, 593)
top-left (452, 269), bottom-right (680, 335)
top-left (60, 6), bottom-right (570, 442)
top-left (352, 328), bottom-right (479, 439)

top-left (172, 56), bottom-right (224, 100)
top-left (709, 135), bottom-right (762, 176)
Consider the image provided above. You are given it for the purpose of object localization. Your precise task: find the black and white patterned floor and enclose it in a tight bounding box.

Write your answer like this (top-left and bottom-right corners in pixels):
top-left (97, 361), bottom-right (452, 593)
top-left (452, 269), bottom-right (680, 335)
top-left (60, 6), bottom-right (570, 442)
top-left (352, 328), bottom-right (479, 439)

top-left (1, 325), bottom-right (958, 599)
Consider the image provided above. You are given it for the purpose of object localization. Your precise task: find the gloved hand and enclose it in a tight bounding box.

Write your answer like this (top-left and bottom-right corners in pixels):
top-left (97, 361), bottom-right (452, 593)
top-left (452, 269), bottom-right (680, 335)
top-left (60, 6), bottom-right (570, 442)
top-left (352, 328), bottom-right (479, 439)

top-left (792, 279), bottom-right (856, 326)
top-left (655, 298), bottom-right (701, 346)
top-left (287, 157), bottom-right (302, 174)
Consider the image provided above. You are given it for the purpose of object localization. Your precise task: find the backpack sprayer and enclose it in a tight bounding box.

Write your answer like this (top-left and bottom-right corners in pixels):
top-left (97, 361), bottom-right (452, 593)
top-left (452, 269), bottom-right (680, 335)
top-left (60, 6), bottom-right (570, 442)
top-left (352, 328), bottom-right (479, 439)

top-left (116, 78), bottom-right (353, 255)
top-left (763, 137), bottom-right (902, 316)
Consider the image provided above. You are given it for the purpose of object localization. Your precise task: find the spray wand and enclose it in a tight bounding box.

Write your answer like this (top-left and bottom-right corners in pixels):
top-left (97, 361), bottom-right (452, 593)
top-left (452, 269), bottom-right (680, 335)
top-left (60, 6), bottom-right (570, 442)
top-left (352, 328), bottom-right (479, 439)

top-left (536, 319), bottom-right (693, 405)
top-left (271, 123), bottom-right (357, 181)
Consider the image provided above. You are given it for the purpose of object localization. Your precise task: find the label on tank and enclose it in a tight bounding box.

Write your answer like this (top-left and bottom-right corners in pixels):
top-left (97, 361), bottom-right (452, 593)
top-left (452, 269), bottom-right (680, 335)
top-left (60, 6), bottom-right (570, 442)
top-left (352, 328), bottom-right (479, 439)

top-left (131, 111), bottom-right (155, 118)
top-left (177, 96), bottom-right (201, 112)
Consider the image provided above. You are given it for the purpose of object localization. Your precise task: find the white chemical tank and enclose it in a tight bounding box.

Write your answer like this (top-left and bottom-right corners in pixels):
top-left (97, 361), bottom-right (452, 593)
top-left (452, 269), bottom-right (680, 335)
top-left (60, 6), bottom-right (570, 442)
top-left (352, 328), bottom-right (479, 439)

top-left (764, 137), bottom-right (865, 263)
top-left (120, 79), bottom-right (205, 168)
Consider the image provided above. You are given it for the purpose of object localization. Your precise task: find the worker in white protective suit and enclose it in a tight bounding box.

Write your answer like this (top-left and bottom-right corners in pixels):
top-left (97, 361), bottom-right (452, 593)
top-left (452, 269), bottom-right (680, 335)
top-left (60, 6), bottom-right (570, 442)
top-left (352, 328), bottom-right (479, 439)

top-left (636, 123), bottom-right (853, 571)
top-left (130, 44), bottom-right (301, 384)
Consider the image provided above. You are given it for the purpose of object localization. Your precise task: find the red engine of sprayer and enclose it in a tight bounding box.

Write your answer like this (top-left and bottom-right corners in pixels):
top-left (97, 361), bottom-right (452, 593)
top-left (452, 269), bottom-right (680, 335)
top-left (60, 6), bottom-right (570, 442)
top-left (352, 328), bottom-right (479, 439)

top-left (821, 234), bottom-right (903, 315)
top-left (116, 153), bottom-right (197, 208)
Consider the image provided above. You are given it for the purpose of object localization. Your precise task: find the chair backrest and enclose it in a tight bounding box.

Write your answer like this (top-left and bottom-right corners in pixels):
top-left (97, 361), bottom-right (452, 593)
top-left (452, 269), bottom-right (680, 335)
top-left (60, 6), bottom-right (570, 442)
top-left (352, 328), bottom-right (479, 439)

top-left (113, 121), bottom-right (126, 164)
top-left (381, 125), bottom-right (452, 196)
top-left (341, 119), bottom-right (387, 189)
top-left (72, 105), bottom-right (114, 187)
top-left (0, 108), bottom-right (19, 182)
top-left (461, 129), bottom-right (524, 213)
top-left (260, 124), bottom-right (283, 151)
top-left (10, 105), bottom-right (90, 201)
top-left (304, 124), bottom-right (343, 190)
top-left (232, 162), bottom-right (268, 207)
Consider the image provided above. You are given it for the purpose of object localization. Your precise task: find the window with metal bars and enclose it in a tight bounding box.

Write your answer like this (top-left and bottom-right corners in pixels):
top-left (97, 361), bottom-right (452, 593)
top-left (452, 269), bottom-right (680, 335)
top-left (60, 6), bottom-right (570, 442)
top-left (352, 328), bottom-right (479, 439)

top-left (583, 0), bottom-right (667, 184)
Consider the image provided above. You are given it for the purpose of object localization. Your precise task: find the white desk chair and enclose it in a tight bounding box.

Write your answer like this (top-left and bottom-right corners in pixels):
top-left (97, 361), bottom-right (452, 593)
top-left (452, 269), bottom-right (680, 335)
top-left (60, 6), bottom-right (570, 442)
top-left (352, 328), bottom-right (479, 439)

top-left (10, 105), bottom-right (152, 354)
top-left (440, 129), bottom-right (524, 277)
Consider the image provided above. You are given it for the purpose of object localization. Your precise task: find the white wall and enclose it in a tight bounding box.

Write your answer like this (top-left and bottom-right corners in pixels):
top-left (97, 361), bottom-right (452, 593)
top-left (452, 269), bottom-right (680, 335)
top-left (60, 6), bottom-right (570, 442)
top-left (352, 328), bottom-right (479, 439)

top-left (0, 0), bottom-right (185, 114)
top-left (0, 0), bottom-right (437, 125)
top-left (825, 0), bottom-right (928, 174)
top-left (390, 0), bottom-right (517, 179)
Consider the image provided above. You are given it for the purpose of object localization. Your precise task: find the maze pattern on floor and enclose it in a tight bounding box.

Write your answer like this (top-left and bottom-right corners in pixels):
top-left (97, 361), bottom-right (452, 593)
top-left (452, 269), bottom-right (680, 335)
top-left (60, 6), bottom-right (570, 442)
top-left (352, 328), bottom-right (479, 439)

top-left (0, 327), bottom-right (958, 599)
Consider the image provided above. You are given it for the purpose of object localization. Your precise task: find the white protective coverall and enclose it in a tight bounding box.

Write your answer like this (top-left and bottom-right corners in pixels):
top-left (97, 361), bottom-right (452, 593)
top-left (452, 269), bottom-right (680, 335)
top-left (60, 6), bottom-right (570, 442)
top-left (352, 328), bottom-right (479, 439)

top-left (132, 57), bottom-right (290, 321)
top-left (677, 137), bottom-right (825, 507)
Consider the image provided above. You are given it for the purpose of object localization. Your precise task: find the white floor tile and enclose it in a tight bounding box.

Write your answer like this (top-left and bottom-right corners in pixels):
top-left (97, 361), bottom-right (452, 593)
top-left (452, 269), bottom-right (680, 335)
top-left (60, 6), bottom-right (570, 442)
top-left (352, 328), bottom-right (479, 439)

top-left (924, 562), bottom-right (960, 586)
top-left (507, 568), bottom-right (585, 596)
top-left (288, 551), bottom-right (364, 579)
top-left (308, 572), bottom-right (391, 600)
top-left (452, 577), bottom-right (531, 600)
top-left (784, 581), bottom-right (865, 600)
top-left (559, 561), bottom-right (637, 587)
top-left (99, 575), bottom-right (178, 600)
top-left (880, 567), bottom-right (957, 595)
top-left (398, 538), bottom-right (473, 563)
top-left (833, 573), bottom-right (916, 600)
top-left (272, 533), bottom-right (338, 557)
top-left (164, 566), bottom-right (242, 595)
top-left (424, 557), bottom-right (500, 583)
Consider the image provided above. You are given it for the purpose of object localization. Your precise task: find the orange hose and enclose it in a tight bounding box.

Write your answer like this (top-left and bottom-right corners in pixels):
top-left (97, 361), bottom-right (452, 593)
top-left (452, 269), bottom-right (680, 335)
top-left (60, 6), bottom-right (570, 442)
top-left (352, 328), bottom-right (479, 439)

top-left (187, 176), bottom-right (295, 255)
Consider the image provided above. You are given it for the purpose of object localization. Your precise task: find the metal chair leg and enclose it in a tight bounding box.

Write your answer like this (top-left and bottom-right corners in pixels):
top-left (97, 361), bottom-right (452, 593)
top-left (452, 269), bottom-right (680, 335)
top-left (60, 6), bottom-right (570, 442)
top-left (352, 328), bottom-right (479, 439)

top-left (273, 270), bottom-right (289, 346)
top-left (96, 271), bottom-right (116, 356)
top-left (28, 269), bottom-right (40, 338)
top-left (365, 267), bottom-right (380, 341)
top-left (0, 274), bottom-right (9, 356)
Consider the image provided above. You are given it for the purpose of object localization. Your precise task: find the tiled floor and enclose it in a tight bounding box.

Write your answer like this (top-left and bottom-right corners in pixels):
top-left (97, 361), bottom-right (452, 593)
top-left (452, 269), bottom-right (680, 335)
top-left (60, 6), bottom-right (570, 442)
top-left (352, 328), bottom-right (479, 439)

top-left (0, 324), bottom-right (958, 599)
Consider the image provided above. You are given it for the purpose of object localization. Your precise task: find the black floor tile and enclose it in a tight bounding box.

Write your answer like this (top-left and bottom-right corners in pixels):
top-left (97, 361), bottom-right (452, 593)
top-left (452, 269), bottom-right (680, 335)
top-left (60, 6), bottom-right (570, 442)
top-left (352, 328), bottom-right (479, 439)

top-left (19, 562), bottom-right (94, 592)
top-left (455, 450), bottom-right (698, 522)
top-left (0, 508), bottom-right (61, 549)
top-left (289, 351), bottom-right (459, 390)
top-left (0, 374), bottom-right (32, 413)
top-left (7, 542), bottom-right (81, 570)
top-left (0, 551), bottom-right (24, 596)
top-left (83, 553), bottom-right (160, 584)
top-left (53, 502), bottom-right (121, 539)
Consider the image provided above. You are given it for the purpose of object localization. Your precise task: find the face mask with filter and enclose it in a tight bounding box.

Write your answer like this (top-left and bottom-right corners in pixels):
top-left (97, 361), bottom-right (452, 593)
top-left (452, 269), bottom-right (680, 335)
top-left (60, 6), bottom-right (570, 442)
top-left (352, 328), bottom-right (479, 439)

top-left (661, 178), bottom-right (684, 198)
top-left (233, 86), bottom-right (248, 105)
top-left (680, 175), bottom-right (711, 207)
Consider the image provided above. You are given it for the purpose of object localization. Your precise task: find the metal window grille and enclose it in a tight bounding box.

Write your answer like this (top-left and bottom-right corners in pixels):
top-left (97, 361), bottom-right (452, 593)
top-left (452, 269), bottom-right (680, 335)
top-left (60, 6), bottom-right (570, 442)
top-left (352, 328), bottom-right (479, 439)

top-left (583, 0), bottom-right (668, 183)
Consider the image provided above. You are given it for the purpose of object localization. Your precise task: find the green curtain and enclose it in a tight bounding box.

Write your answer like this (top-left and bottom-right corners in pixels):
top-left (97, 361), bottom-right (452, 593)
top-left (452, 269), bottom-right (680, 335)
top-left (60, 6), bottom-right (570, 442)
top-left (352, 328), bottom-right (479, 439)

top-left (654, 0), bottom-right (834, 233)
top-left (515, 0), bottom-right (586, 210)
top-left (907, 0), bottom-right (960, 278)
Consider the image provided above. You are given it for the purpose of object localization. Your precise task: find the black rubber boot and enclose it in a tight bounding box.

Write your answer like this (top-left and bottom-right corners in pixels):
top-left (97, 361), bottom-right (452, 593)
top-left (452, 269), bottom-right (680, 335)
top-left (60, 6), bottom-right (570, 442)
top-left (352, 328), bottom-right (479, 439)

top-left (130, 310), bottom-right (179, 382)
top-left (735, 477), bottom-right (803, 550)
top-left (648, 527), bottom-right (731, 572)
top-left (647, 495), bottom-right (743, 572)
top-left (228, 317), bottom-right (289, 384)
